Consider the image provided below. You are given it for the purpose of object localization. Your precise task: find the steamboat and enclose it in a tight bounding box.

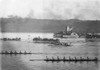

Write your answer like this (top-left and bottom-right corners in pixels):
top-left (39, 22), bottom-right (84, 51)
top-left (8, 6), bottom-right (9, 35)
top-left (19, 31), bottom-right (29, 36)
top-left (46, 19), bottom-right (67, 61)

top-left (53, 26), bottom-right (79, 38)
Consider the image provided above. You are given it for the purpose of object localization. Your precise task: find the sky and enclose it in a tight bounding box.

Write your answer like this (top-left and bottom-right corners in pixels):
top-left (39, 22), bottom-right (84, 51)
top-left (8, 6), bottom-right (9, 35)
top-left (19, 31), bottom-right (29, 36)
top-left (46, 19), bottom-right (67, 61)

top-left (0, 0), bottom-right (100, 20)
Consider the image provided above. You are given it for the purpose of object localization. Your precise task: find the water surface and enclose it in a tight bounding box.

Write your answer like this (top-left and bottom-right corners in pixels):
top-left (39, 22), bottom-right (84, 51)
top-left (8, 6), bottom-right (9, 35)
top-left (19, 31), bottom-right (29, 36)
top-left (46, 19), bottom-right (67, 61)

top-left (1, 33), bottom-right (100, 70)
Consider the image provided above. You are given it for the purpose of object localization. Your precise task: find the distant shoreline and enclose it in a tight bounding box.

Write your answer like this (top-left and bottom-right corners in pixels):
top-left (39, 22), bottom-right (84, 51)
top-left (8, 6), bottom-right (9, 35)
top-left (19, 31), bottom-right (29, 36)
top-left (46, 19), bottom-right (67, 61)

top-left (1, 18), bottom-right (100, 33)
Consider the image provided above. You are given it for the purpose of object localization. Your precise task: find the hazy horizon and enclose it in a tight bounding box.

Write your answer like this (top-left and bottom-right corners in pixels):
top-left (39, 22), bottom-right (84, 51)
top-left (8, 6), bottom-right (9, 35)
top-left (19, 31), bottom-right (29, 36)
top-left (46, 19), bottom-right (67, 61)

top-left (0, 0), bottom-right (100, 20)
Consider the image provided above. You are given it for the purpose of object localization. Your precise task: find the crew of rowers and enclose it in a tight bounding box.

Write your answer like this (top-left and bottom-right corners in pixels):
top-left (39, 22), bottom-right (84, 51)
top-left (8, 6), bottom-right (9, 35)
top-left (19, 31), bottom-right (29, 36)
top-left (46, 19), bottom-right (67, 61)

top-left (45, 56), bottom-right (98, 61)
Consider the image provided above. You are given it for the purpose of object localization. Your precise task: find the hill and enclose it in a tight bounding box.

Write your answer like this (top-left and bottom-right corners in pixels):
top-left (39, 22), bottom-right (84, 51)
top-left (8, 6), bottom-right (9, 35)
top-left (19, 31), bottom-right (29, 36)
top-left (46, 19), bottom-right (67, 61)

top-left (0, 18), bottom-right (100, 33)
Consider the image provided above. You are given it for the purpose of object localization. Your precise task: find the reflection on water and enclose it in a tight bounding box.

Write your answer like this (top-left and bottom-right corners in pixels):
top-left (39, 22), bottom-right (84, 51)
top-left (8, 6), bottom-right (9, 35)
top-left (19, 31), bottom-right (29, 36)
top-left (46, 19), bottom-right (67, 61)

top-left (1, 39), bottom-right (100, 70)
top-left (1, 54), bottom-right (100, 70)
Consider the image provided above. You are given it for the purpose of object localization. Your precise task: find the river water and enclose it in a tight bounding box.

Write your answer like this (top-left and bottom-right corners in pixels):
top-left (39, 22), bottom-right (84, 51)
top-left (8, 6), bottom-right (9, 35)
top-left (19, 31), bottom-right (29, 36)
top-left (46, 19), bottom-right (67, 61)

top-left (0, 33), bottom-right (100, 70)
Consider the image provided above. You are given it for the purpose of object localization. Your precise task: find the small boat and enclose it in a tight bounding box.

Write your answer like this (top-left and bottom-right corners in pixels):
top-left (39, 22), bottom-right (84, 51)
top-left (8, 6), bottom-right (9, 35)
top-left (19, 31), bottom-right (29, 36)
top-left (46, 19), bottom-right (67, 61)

top-left (48, 42), bottom-right (71, 47)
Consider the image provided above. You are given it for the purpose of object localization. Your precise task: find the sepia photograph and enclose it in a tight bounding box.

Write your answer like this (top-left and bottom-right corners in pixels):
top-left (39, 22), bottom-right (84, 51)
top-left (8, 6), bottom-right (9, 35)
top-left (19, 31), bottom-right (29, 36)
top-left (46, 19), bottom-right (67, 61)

top-left (0, 0), bottom-right (100, 70)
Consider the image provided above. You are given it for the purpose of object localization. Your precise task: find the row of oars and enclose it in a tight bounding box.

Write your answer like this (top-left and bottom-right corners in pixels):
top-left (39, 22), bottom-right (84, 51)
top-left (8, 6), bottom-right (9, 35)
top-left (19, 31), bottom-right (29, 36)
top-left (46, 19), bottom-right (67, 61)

top-left (0, 51), bottom-right (32, 55)
top-left (30, 56), bottom-right (99, 63)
